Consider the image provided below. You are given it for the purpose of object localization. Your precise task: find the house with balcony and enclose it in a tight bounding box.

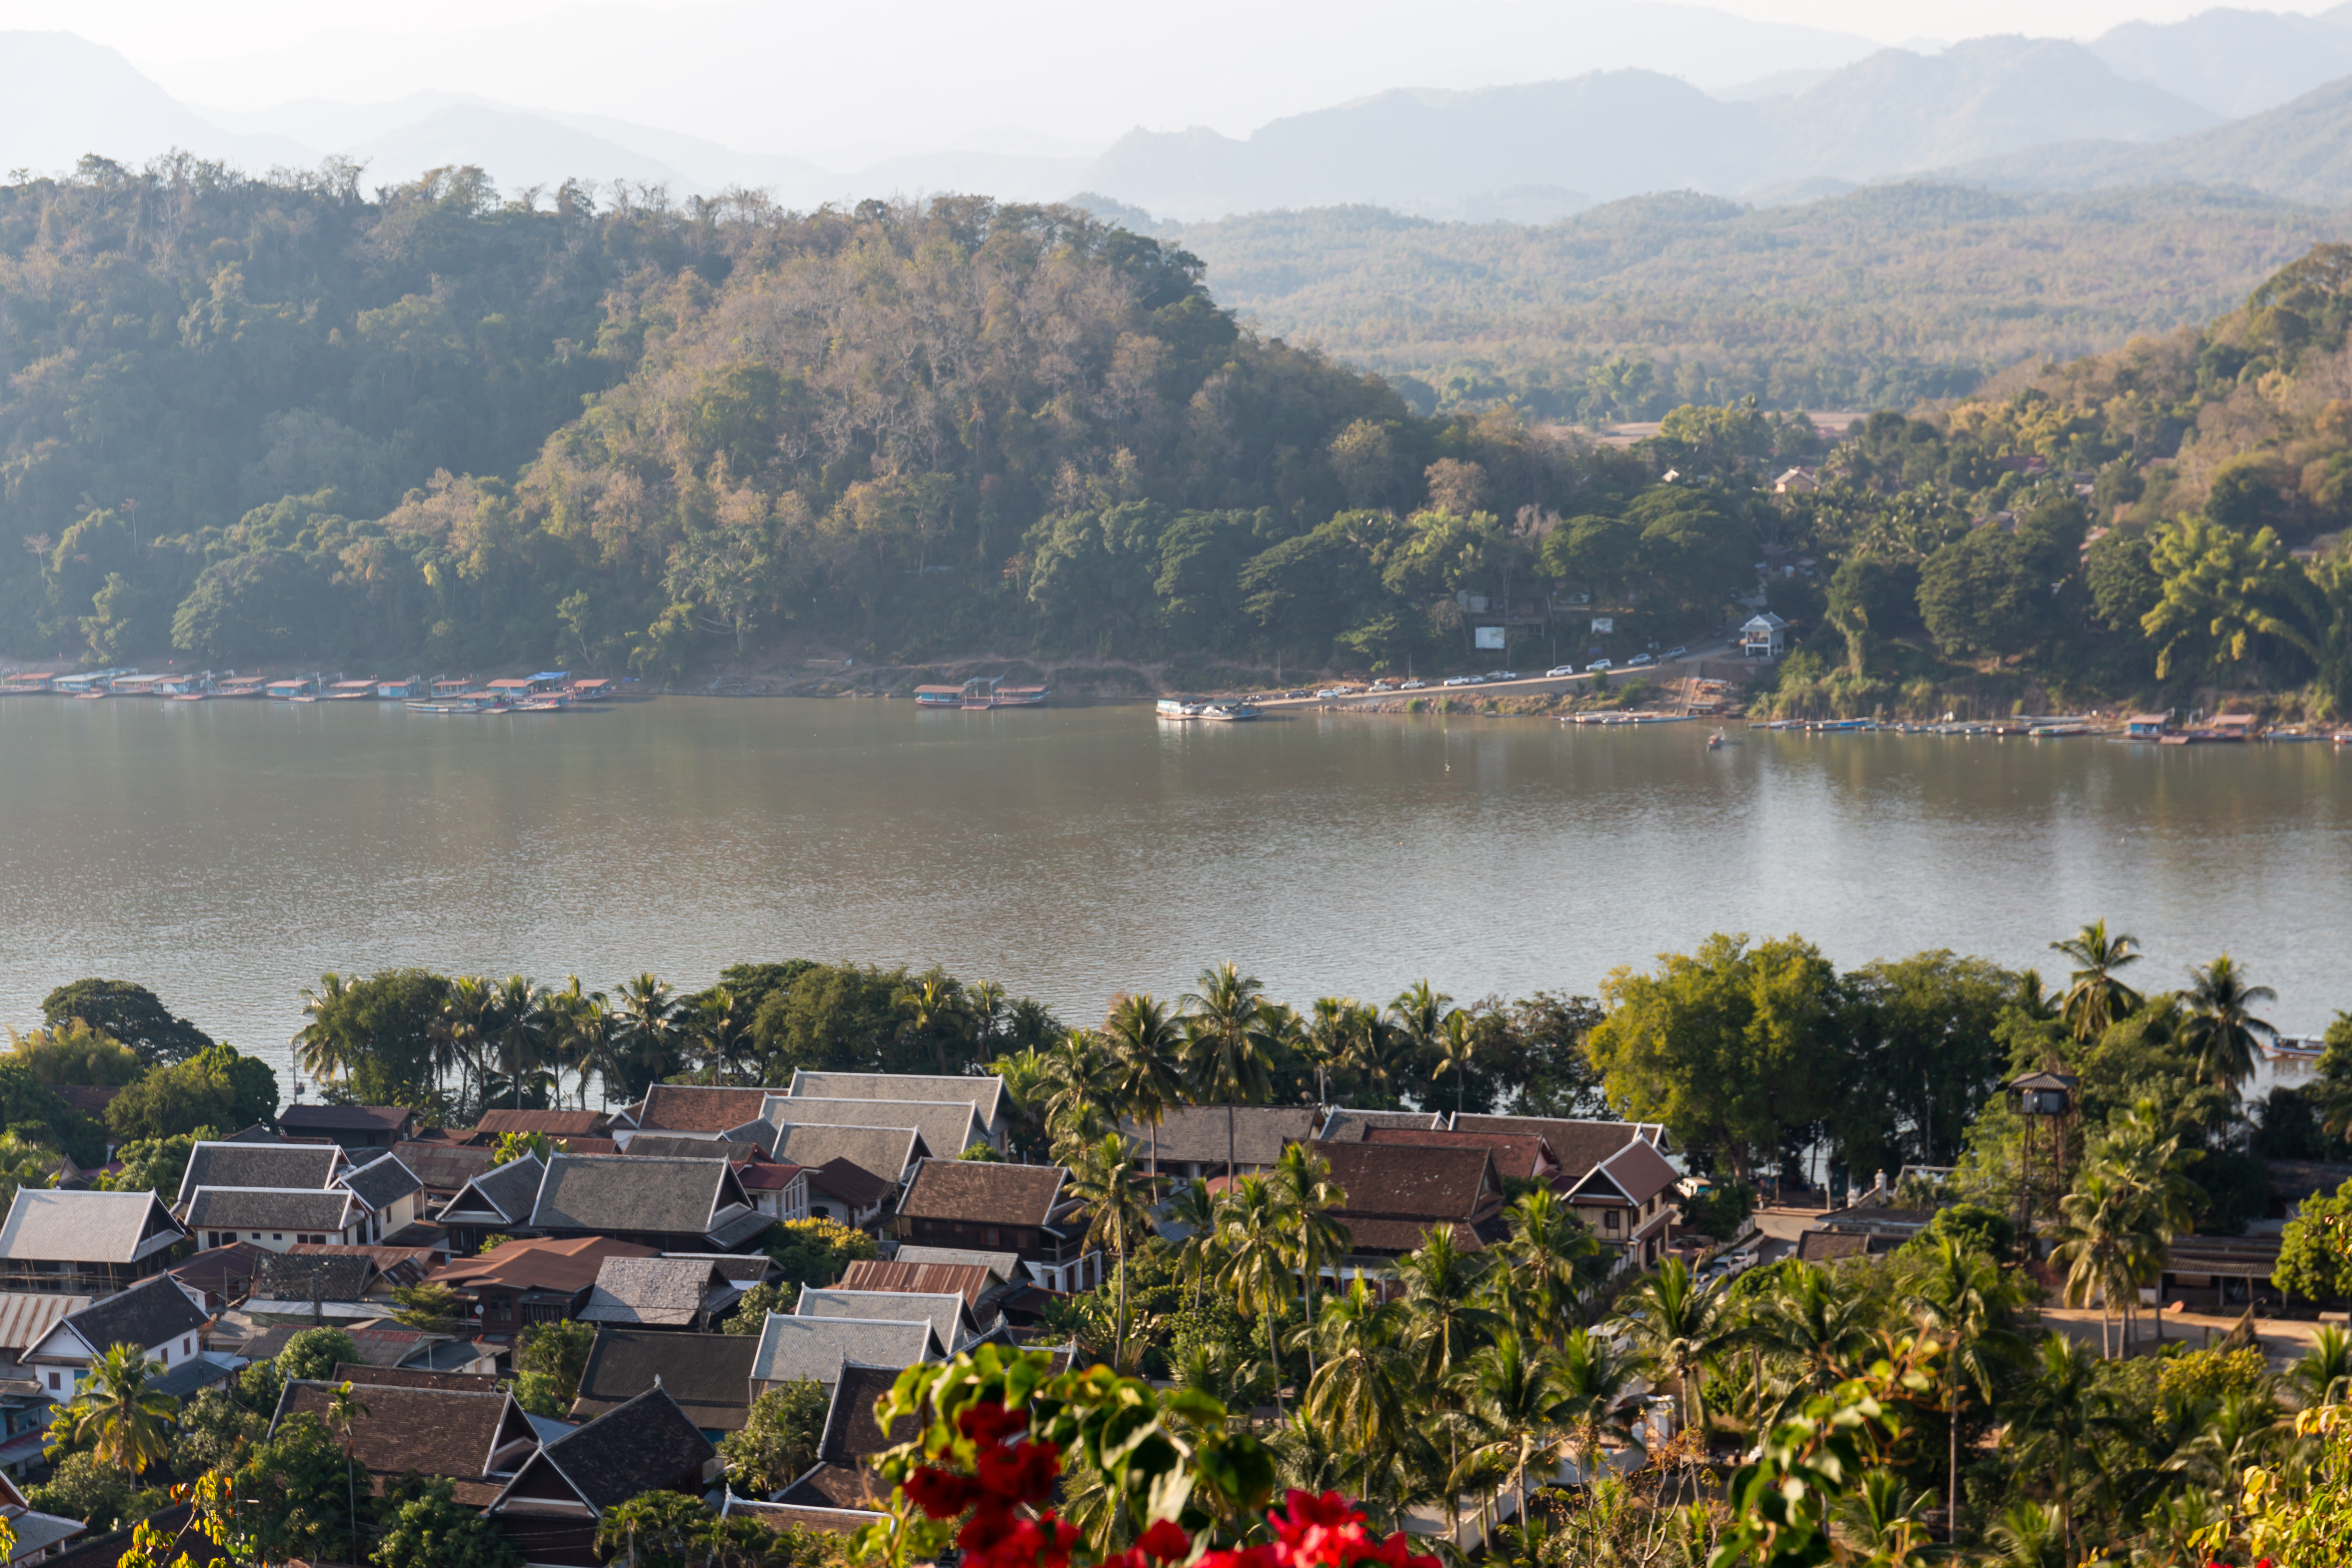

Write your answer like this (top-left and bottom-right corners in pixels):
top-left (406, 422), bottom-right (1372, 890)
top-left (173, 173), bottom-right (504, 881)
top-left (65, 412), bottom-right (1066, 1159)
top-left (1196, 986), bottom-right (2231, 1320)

top-left (0, 1190), bottom-right (187, 1295)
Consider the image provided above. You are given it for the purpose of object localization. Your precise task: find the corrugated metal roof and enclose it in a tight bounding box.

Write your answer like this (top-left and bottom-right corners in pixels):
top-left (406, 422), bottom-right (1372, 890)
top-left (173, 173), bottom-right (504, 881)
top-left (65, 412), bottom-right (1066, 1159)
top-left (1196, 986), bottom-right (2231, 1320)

top-left (0, 1291), bottom-right (88, 1352)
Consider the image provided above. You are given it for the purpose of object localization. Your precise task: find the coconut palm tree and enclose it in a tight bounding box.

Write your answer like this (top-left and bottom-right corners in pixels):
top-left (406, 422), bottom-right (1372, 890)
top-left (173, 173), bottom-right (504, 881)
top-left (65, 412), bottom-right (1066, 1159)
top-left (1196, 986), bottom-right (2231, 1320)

top-left (1270, 1142), bottom-right (1351, 1375)
top-left (1548, 1325), bottom-right (1641, 1487)
top-left (486, 974), bottom-right (549, 1111)
top-left (291, 972), bottom-right (352, 1092)
top-left (607, 973), bottom-right (680, 1103)
top-left (60, 1343), bottom-right (179, 1477)
top-left (541, 976), bottom-right (608, 1108)
top-left (328, 1380), bottom-right (370, 1555)
top-left (1102, 993), bottom-right (1186, 1189)
top-left (1386, 980), bottom-right (1454, 1097)
top-left (895, 969), bottom-right (973, 1074)
top-left (2177, 954), bottom-right (2278, 1093)
top-left (1302, 1279), bottom-right (1414, 1519)
top-left (1905, 1234), bottom-right (2023, 1541)
top-left (432, 976), bottom-right (498, 1115)
top-left (2052, 1164), bottom-right (2160, 1358)
top-left (1180, 964), bottom-right (1277, 1180)
top-left (683, 985), bottom-right (757, 1084)
top-left (988, 1044), bottom-right (1055, 1160)
top-left (1040, 1030), bottom-right (1118, 1146)
top-left (1494, 1186), bottom-right (1602, 1345)
top-left (1398, 1228), bottom-right (1501, 1548)
top-left (1165, 1177), bottom-right (1221, 1315)
top-left (1307, 997), bottom-right (1389, 1105)
top-left (2050, 919), bottom-right (2145, 1042)
top-left (2010, 1334), bottom-right (2110, 1561)
top-left (1452, 1329), bottom-right (1569, 1539)
top-left (1832, 1469), bottom-right (1941, 1564)
top-left (1748, 1262), bottom-right (1877, 1408)
top-left (1430, 1011), bottom-right (1481, 1120)
top-left (1609, 1257), bottom-right (1730, 1433)
top-left (1216, 1174), bottom-right (1298, 1414)
top-left (1061, 1131), bottom-right (1157, 1372)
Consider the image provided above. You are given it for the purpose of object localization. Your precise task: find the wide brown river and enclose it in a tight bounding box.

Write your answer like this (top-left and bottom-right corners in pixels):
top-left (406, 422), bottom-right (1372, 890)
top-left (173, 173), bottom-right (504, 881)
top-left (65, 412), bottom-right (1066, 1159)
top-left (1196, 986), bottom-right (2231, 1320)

top-left (3, 697), bottom-right (2348, 1087)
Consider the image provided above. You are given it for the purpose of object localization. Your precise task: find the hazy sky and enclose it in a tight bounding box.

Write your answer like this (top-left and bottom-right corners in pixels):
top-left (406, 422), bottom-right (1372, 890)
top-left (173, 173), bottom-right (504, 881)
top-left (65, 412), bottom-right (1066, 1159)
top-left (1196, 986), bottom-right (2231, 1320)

top-left (13, 0), bottom-right (2339, 149)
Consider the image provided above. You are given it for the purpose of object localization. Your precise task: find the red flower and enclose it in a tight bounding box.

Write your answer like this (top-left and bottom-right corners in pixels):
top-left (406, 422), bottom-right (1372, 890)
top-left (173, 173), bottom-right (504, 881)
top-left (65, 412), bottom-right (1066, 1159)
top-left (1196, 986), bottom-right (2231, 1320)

top-left (903, 1466), bottom-right (976, 1519)
top-left (1137, 1519), bottom-right (1193, 1561)
top-left (961, 1402), bottom-right (1032, 1448)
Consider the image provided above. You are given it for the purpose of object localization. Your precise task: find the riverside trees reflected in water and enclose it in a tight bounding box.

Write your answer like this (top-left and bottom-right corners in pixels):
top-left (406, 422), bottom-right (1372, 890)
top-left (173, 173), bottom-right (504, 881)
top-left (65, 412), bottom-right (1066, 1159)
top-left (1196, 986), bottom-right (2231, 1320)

top-left (1, 696), bottom-right (2348, 1078)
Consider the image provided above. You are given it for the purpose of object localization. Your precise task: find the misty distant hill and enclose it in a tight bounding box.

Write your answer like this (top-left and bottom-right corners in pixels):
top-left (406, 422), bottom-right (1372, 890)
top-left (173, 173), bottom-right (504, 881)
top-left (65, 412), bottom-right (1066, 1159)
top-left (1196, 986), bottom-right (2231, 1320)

top-left (0, 32), bottom-right (305, 174)
top-left (1942, 75), bottom-right (2352, 204)
top-left (2088, 5), bottom-right (2352, 117)
top-left (1081, 38), bottom-right (2216, 219)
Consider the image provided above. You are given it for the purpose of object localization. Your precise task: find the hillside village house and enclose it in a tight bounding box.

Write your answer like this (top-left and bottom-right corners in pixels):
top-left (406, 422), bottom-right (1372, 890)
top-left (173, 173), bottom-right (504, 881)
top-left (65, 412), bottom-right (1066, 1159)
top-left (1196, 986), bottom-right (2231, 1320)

top-left (1561, 1137), bottom-right (1683, 1268)
top-left (756, 1097), bottom-right (987, 1161)
top-left (765, 1125), bottom-right (928, 1193)
top-left (570, 1327), bottom-right (761, 1437)
top-left (428, 1236), bottom-right (658, 1332)
top-left (524, 1155), bottom-right (770, 1252)
top-left (275, 1104), bottom-right (419, 1151)
top-left (785, 1071), bottom-right (1012, 1151)
top-left (889, 1160), bottom-right (1102, 1292)
top-left (0, 1190), bottom-right (187, 1295)
top-left (1120, 1105), bottom-right (1322, 1182)
top-left (25, 1276), bottom-right (210, 1400)
top-left (1311, 1143), bottom-right (1510, 1273)
top-left (436, 1156), bottom-right (547, 1256)
top-left (1742, 612), bottom-right (1789, 658)
top-left (270, 1378), bottom-right (542, 1506)
top-left (485, 1386), bottom-right (718, 1568)
top-left (750, 1314), bottom-right (940, 1398)
top-left (181, 1187), bottom-right (373, 1253)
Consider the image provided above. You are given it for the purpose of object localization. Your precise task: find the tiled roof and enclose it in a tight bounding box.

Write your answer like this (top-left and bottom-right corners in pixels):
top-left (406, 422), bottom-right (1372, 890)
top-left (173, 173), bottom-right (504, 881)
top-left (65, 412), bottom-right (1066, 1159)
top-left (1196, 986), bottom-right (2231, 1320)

top-left (1585, 1140), bottom-right (1681, 1208)
top-left (473, 1109), bottom-right (611, 1140)
top-left (170, 1244), bottom-right (261, 1304)
top-left (0, 1189), bottom-right (182, 1265)
top-left (622, 1135), bottom-right (765, 1162)
top-left (796, 1288), bottom-right (970, 1353)
top-left (431, 1235), bottom-right (658, 1297)
top-left (1317, 1109), bottom-right (1445, 1140)
top-left (1315, 1143), bottom-right (1499, 1223)
top-left (570, 1327), bottom-right (760, 1431)
top-left (769, 1125), bottom-right (924, 1186)
top-left (1360, 1128), bottom-right (1556, 1182)
top-left (895, 1161), bottom-right (1064, 1228)
top-left (251, 1252), bottom-right (376, 1304)
top-left (529, 1154), bottom-right (755, 1240)
top-left (805, 1156), bottom-right (895, 1211)
top-left (390, 1140), bottom-right (494, 1195)
top-left (736, 1162), bottom-right (809, 1192)
top-left (288, 1243), bottom-right (436, 1288)
top-left (719, 1497), bottom-right (884, 1536)
top-left (147, 1355), bottom-right (238, 1399)
top-left (1795, 1231), bottom-right (1880, 1262)
top-left (339, 1154), bottom-right (424, 1211)
top-left (778, 1363), bottom-right (921, 1510)
top-left (521, 1386), bottom-right (716, 1511)
top-left (839, 1258), bottom-right (1001, 1309)
top-left (788, 1071), bottom-right (1005, 1133)
top-left (334, 1363), bottom-right (501, 1392)
top-left (1122, 1105), bottom-right (1319, 1168)
top-left (60, 1275), bottom-right (208, 1353)
top-left (751, 1314), bottom-right (938, 1386)
top-left (438, 1155), bottom-right (545, 1223)
top-left (275, 1379), bottom-right (537, 1503)
top-left (183, 1186), bottom-right (359, 1233)
top-left (665, 1252), bottom-right (778, 1286)
top-left (1450, 1115), bottom-right (1665, 1182)
top-left (175, 1143), bottom-right (342, 1208)
top-left (578, 1257), bottom-right (739, 1327)
top-left (50, 1084), bottom-right (124, 1120)
top-left (633, 1086), bottom-right (777, 1135)
top-left (763, 1097), bottom-right (985, 1159)
top-left (278, 1105), bottom-right (416, 1133)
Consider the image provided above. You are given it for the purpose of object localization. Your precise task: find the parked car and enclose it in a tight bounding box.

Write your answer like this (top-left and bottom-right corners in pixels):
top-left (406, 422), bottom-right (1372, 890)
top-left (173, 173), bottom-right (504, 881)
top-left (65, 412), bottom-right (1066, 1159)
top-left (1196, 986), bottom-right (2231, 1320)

top-left (1315, 687), bottom-right (1346, 699)
top-left (1628, 653), bottom-right (1655, 667)
top-left (1400, 679), bottom-right (1427, 689)
top-left (1369, 679), bottom-right (1396, 691)
top-left (1587, 659), bottom-right (1614, 672)
top-left (1484, 670), bottom-right (1518, 681)
top-left (1664, 646), bottom-right (1687, 660)
top-left (1442, 675), bottom-right (1480, 687)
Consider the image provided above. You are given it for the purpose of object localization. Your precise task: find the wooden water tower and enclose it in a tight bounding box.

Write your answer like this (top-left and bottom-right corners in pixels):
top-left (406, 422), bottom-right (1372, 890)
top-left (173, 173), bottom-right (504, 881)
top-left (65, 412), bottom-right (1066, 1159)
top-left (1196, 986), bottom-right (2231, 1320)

top-left (2012, 1069), bottom-right (2079, 1243)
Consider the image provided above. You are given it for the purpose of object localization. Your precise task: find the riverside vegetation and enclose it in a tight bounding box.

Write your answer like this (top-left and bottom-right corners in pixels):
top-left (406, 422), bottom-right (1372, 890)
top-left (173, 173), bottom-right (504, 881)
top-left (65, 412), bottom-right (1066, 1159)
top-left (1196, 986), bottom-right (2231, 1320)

top-left (14, 921), bottom-right (2352, 1562)
top-left (6, 159), bottom-right (2352, 716)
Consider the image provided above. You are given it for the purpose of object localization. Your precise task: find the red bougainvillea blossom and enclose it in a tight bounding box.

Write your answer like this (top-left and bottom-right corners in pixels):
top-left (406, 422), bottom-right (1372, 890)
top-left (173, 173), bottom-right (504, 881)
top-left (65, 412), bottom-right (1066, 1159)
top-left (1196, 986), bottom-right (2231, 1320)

top-left (903, 1402), bottom-right (1437, 1568)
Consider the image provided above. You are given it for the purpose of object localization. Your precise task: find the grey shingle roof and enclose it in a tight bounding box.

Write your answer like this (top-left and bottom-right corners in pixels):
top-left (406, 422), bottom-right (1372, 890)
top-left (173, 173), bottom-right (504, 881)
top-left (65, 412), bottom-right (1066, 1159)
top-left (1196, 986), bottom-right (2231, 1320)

top-left (788, 1072), bottom-right (1005, 1134)
top-left (766, 1125), bottom-right (926, 1185)
top-left (183, 1187), bottom-right (360, 1234)
top-left (1317, 1109), bottom-right (1447, 1141)
top-left (251, 1252), bottom-right (376, 1304)
top-left (760, 1097), bottom-right (984, 1159)
top-left (796, 1288), bottom-right (970, 1352)
top-left (512, 1386), bottom-right (716, 1511)
top-left (570, 1328), bottom-right (760, 1430)
top-left (1449, 1115), bottom-right (1667, 1183)
top-left (750, 1314), bottom-right (939, 1386)
top-left (339, 1154), bottom-right (424, 1211)
top-left (439, 1156), bottom-right (545, 1223)
top-left (61, 1275), bottom-right (208, 1353)
top-left (529, 1154), bottom-right (755, 1241)
top-left (1123, 1105), bottom-right (1319, 1168)
top-left (278, 1105), bottom-right (415, 1134)
top-left (578, 1257), bottom-right (739, 1327)
top-left (630, 1086), bottom-right (779, 1135)
top-left (176, 1143), bottom-right (342, 1208)
top-left (0, 1189), bottom-right (184, 1265)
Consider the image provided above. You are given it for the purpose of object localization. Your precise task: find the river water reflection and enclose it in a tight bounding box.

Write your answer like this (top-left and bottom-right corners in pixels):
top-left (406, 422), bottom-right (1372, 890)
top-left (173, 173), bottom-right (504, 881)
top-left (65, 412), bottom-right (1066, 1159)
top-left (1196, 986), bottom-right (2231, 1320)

top-left (2, 697), bottom-right (2348, 1085)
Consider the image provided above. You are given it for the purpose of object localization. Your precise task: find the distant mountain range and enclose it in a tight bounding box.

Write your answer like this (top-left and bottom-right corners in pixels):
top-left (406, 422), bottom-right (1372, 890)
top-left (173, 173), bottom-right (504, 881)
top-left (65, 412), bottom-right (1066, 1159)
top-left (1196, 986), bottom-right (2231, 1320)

top-left (16, 13), bottom-right (2352, 225)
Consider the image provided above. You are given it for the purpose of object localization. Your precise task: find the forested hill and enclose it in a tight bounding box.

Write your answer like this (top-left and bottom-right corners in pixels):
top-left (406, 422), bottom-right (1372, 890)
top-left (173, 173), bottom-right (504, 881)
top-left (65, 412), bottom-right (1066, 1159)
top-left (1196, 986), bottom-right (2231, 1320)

top-left (0, 161), bottom-right (1473, 676)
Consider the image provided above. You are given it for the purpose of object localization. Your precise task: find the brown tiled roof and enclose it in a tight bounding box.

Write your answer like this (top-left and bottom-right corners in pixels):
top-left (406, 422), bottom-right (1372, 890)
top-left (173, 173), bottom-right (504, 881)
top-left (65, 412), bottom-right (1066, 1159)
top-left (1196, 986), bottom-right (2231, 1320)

top-left (1586, 1140), bottom-right (1681, 1208)
top-left (526, 1386), bottom-right (716, 1510)
top-left (1450, 1115), bottom-right (1662, 1182)
top-left (390, 1140), bottom-right (494, 1195)
top-left (570, 1327), bottom-right (759, 1431)
top-left (736, 1162), bottom-right (809, 1192)
top-left (635, 1086), bottom-right (775, 1135)
top-left (1795, 1231), bottom-right (1888, 1262)
top-left (779, 1462), bottom-right (890, 1510)
top-left (279, 1105), bottom-right (416, 1133)
top-left (51, 1085), bottom-right (124, 1120)
top-left (1338, 1217), bottom-right (1487, 1254)
top-left (289, 1243), bottom-right (437, 1288)
top-left (1361, 1128), bottom-right (1556, 1181)
top-left (623, 1135), bottom-right (766, 1162)
top-left (333, 1362), bottom-right (501, 1392)
top-left (807, 1158), bottom-right (891, 1209)
top-left (430, 1235), bottom-right (657, 1296)
top-left (839, 1259), bottom-right (1000, 1310)
top-left (721, 1498), bottom-right (884, 1535)
top-left (473, 1109), bottom-right (612, 1140)
top-left (895, 1161), bottom-right (1064, 1227)
top-left (274, 1379), bottom-right (536, 1503)
top-left (1316, 1144), bottom-right (1498, 1222)
top-left (1121, 1106), bottom-right (1320, 1168)
top-left (169, 1243), bottom-right (260, 1304)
